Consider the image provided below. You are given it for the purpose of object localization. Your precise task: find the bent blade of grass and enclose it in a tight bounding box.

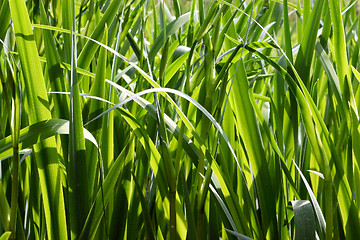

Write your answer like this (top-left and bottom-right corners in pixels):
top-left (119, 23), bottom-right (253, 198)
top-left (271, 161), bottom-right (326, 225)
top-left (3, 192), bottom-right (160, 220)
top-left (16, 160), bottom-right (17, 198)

top-left (293, 160), bottom-right (326, 236)
top-left (85, 82), bottom-right (256, 236)
top-left (101, 84), bottom-right (257, 236)
top-left (148, 12), bottom-right (191, 62)
top-left (225, 228), bottom-right (254, 240)
top-left (77, 0), bottom-right (121, 70)
top-left (98, 83), bottom-right (240, 171)
top-left (0, 119), bottom-right (98, 161)
top-left (76, 85), bottom-right (200, 161)
top-left (291, 200), bottom-right (316, 240)
top-left (8, 0), bottom-right (68, 238)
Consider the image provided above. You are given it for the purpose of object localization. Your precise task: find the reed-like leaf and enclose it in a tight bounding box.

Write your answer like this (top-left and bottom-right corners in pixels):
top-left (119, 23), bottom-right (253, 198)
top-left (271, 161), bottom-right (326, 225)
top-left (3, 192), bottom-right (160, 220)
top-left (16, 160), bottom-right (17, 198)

top-left (8, 0), bottom-right (68, 238)
top-left (229, 58), bottom-right (277, 238)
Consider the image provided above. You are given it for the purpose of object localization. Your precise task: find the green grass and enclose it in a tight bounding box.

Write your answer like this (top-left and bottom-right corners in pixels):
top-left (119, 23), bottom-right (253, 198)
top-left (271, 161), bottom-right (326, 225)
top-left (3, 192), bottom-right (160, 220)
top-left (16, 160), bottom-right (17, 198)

top-left (1, 0), bottom-right (360, 239)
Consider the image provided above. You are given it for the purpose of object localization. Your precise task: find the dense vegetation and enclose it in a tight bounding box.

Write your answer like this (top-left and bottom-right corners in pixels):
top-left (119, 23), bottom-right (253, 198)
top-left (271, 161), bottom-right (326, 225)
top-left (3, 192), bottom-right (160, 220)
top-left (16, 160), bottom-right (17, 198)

top-left (1, 0), bottom-right (360, 239)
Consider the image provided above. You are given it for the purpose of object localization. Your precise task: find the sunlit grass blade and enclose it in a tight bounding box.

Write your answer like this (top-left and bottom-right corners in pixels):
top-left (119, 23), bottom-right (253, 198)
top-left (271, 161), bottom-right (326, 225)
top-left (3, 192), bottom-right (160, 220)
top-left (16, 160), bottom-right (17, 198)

top-left (85, 25), bottom-right (108, 201)
top-left (328, 0), bottom-right (360, 238)
top-left (229, 58), bottom-right (277, 238)
top-left (77, 0), bottom-right (121, 70)
top-left (0, 119), bottom-right (97, 161)
top-left (8, 0), bottom-right (68, 238)
top-left (0, 232), bottom-right (11, 240)
top-left (80, 109), bottom-right (166, 239)
top-left (39, 0), bottom-right (69, 120)
top-left (65, 0), bottom-right (92, 237)
top-left (2, 0), bottom-right (360, 238)
top-left (148, 12), bottom-right (191, 62)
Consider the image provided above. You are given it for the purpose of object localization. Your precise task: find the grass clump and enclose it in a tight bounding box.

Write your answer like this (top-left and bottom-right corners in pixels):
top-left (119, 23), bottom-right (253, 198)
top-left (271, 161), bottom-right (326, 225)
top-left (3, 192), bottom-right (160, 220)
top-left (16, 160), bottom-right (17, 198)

top-left (1, 0), bottom-right (360, 239)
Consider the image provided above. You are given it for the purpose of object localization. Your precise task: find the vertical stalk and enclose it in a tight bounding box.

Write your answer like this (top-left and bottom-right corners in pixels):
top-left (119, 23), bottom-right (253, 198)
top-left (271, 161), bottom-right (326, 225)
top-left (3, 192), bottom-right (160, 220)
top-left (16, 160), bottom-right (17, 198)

top-left (169, 187), bottom-right (176, 240)
top-left (9, 70), bottom-right (20, 240)
top-left (328, 0), bottom-right (353, 104)
top-left (64, 0), bottom-right (90, 237)
top-left (283, 0), bottom-right (293, 63)
top-left (296, 0), bottom-right (303, 41)
top-left (327, 1), bottom-right (358, 238)
top-left (303, 0), bottom-right (310, 29)
top-left (324, 176), bottom-right (333, 240)
top-left (317, 131), bottom-right (333, 240)
top-left (198, 0), bottom-right (204, 24)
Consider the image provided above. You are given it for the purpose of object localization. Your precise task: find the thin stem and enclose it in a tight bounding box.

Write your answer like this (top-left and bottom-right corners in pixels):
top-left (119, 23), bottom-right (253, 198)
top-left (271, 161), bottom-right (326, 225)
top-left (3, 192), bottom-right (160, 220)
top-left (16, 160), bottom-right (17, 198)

top-left (9, 143), bottom-right (19, 240)
top-left (9, 73), bottom-right (20, 240)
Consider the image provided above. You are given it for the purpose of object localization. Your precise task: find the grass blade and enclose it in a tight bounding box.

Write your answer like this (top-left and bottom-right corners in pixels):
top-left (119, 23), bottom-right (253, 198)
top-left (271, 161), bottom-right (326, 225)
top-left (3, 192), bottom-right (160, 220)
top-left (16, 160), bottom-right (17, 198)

top-left (291, 200), bottom-right (316, 240)
top-left (8, 0), bottom-right (68, 238)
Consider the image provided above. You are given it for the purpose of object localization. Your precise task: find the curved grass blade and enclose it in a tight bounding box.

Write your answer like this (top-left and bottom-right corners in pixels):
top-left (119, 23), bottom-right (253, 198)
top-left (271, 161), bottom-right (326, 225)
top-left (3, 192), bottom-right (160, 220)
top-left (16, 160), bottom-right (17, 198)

top-left (86, 84), bottom-right (256, 236)
top-left (77, 0), bottom-right (122, 70)
top-left (0, 119), bottom-right (98, 161)
top-left (293, 160), bottom-right (326, 236)
top-left (225, 228), bottom-right (254, 240)
top-left (148, 12), bottom-right (191, 62)
top-left (291, 200), bottom-right (316, 240)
